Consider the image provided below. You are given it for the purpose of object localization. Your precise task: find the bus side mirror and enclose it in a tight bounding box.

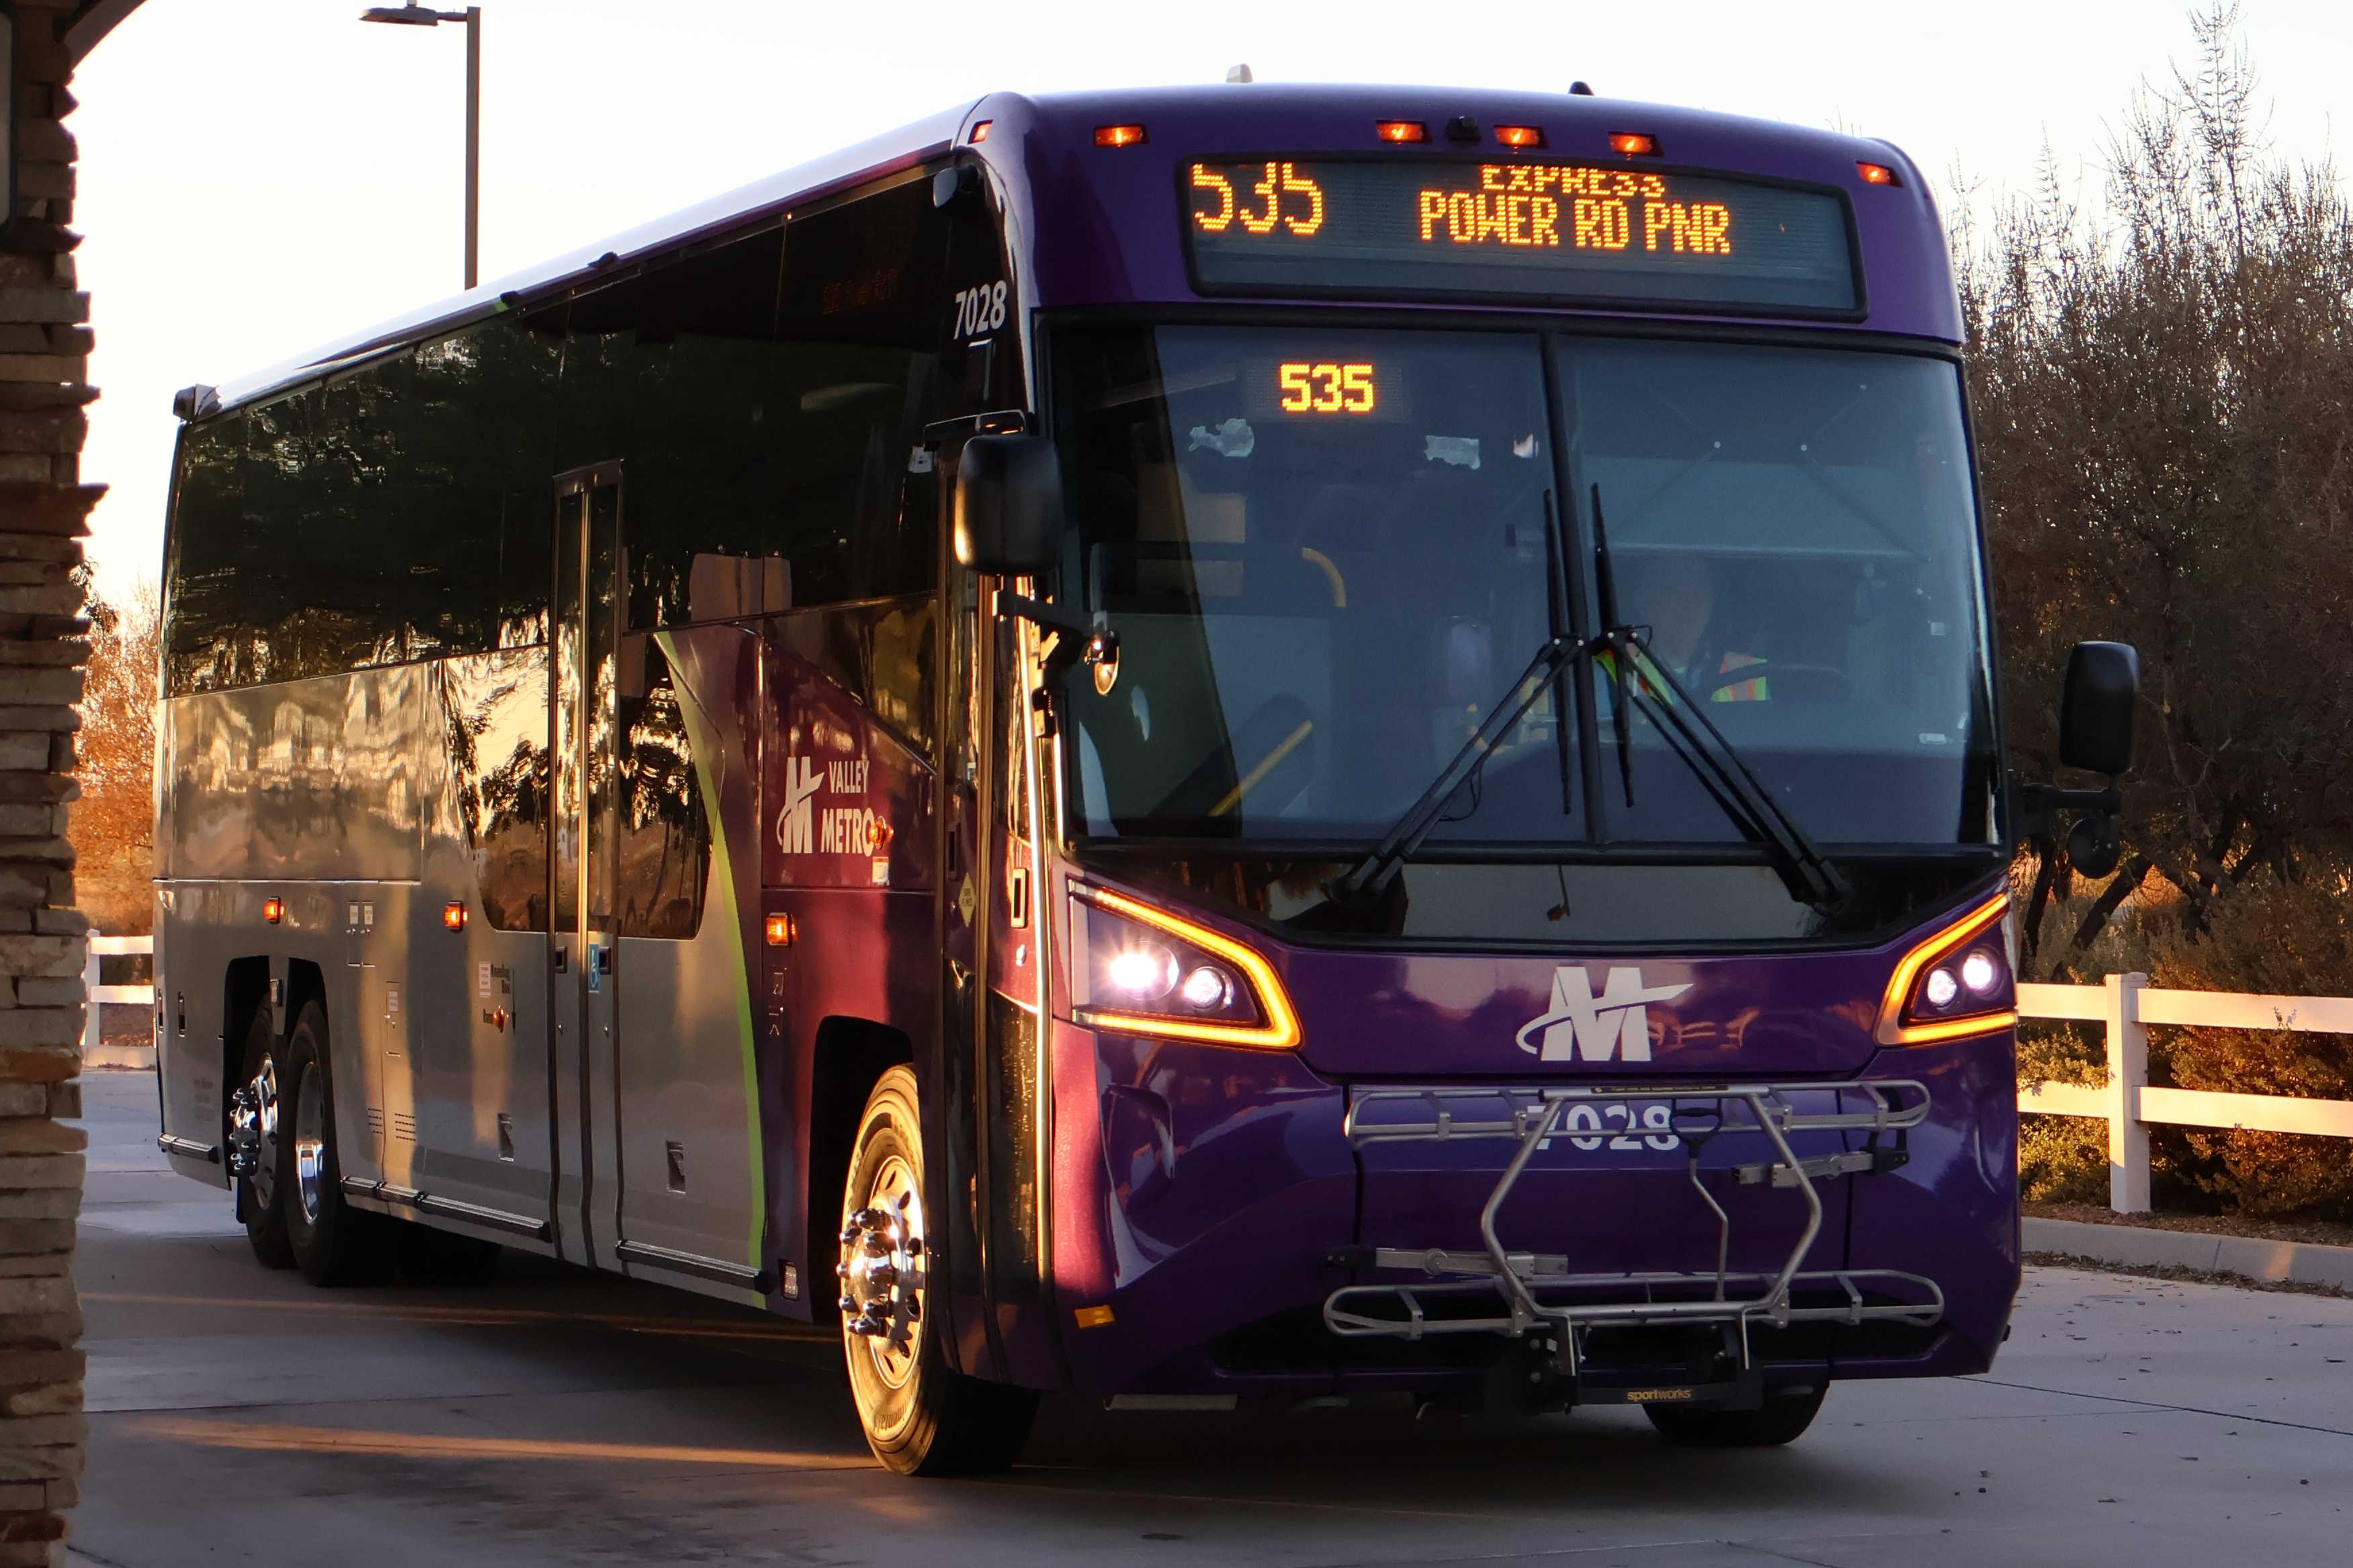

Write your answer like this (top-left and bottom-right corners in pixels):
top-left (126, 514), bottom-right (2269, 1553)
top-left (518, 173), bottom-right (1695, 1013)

top-left (954, 435), bottom-right (1062, 576)
top-left (2059, 640), bottom-right (2139, 778)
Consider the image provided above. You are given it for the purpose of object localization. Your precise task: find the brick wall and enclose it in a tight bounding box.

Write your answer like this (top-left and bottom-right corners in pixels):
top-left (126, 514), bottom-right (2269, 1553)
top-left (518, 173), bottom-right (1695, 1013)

top-left (0, 2), bottom-right (93, 1560)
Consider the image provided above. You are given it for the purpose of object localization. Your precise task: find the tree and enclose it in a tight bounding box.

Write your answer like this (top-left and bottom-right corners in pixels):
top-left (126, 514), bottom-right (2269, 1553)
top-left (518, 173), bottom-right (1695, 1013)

top-left (1965, 3), bottom-right (2353, 968)
top-left (72, 576), bottom-right (158, 934)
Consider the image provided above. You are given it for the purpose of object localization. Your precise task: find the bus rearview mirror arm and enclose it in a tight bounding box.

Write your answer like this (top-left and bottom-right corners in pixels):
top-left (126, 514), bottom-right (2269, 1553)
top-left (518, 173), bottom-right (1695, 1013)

top-left (992, 588), bottom-right (1121, 691)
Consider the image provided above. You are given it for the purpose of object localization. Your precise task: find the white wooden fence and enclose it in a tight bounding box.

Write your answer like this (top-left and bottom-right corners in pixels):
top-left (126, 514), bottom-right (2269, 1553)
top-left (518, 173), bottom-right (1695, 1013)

top-left (68, 938), bottom-right (2353, 1211)
top-left (2016, 973), bottom-right (2353, 1214)
top-left (82, 933), bottom-right (153, 1055)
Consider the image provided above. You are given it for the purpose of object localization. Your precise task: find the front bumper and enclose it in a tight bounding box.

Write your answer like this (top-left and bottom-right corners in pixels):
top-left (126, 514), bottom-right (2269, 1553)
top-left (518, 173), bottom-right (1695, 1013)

top-left (1320, 1080), bottom-right (1939, 1407)
top-left (1049, 1026), bottom-right (2018, 1402)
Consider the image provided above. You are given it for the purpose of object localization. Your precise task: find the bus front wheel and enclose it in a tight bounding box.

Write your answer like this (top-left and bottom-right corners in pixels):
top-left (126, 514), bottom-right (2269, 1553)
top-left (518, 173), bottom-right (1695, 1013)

top-left (839, 1066), bottom-right (1037, 1476)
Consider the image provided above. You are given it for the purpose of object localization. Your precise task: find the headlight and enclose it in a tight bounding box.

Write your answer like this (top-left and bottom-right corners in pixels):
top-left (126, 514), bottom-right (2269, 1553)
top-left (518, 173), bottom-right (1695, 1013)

top-left (1875, 893), bottom-right (2016, 1046)
top-left (1069, 885), bottom-right (1301, 1050)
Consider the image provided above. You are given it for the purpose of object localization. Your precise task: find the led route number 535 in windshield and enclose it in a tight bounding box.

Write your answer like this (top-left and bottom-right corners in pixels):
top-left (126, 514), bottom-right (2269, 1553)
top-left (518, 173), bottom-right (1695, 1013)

top-left (1277, 361), bottom-right (1376, 414)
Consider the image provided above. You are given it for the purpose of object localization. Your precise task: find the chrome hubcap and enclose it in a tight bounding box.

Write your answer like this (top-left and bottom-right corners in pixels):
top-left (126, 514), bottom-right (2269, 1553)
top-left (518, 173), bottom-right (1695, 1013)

top-left (229, 1058), bottom-right (280, 1208)
top-left (293, 1063), bottom-right (327, 1225)
top-left (839, 1155), bottom-right (925, 1389)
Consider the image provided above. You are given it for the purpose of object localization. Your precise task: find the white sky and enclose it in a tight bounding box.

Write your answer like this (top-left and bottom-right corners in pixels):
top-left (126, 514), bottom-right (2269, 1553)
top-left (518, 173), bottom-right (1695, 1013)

top-left (71, 0), bottom-right (2353, 597)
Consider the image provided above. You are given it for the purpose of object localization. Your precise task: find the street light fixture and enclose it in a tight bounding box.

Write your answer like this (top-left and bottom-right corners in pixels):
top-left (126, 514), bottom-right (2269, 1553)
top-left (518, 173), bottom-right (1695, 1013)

top-left (359, 5), bottom-right (483, 290)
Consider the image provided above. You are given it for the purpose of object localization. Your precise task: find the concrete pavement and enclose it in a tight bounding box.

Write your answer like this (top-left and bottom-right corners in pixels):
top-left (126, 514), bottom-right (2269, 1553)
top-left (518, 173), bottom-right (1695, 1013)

top-left (67, 1071), bottom-right (2353, 1567)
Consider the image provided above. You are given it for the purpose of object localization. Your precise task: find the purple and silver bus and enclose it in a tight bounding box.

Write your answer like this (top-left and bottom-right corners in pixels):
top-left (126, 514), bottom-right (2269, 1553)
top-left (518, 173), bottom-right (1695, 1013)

top-left (152, 82), bottom-right (2137, 1475)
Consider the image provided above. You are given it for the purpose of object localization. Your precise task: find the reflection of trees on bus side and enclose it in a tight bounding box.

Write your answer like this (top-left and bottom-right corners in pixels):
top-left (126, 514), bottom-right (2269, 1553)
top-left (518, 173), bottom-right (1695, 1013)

top-left (441, 651), bottom-right (552, 932)
top-left (615, 638), bottom-right (708, 941)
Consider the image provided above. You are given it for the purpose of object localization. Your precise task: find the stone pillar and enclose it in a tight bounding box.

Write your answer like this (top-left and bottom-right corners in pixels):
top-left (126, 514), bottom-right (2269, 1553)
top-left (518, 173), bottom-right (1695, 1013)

top-left (0, 3), bottom-right (93, 1560)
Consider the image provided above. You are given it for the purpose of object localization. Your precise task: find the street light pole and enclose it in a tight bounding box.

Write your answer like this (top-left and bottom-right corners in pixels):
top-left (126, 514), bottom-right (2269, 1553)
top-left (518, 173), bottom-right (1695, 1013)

top-left (463, 7), bottom-right (480, 289)
top-left (359, 5), bottom-right (484, 290)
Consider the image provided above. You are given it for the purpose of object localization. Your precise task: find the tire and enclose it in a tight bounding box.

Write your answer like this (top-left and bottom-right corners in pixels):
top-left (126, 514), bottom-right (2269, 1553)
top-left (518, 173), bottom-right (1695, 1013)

top-left (839, 1066), bottom-right (1037, 1476)
top-left (278, 1002), bottom-right (388, 1287)
top-left (1644, 1385), bottom-right (1827, 1448)
top-left (234, 1009), bottom-right (294, 1270)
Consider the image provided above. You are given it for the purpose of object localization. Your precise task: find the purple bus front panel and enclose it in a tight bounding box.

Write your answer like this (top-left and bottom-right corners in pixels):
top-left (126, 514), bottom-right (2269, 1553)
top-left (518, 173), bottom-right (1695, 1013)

top-left (1043, 887), bottom-right (2017, 1401)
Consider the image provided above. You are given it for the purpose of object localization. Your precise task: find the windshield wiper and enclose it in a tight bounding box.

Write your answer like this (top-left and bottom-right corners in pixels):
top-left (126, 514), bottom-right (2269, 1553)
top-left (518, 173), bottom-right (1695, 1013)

top-left (1586, 483), bottom-right (1850, 912)
top-left (1329, 631), bottom-right (1580, 905)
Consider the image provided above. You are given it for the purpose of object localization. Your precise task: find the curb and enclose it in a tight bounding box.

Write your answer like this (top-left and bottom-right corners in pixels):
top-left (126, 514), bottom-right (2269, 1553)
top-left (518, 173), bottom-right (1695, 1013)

top-left (2025, 1215), bottom-right (2353, 1291)
top-left (82, 1043), bottom-right (154, 1071)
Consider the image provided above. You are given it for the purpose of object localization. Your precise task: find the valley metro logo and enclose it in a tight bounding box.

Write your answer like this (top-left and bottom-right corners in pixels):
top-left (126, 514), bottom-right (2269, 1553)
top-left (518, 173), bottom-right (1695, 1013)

top-left (1514, 967), bottom-right (1694, 1063)
top-left (775, 757), bottom-right (823, 855)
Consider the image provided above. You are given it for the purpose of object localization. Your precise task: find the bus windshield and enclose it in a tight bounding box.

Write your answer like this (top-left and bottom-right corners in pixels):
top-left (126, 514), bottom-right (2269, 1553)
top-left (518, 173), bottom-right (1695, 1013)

top-left (1052, 324), bottom-right (1998, 854)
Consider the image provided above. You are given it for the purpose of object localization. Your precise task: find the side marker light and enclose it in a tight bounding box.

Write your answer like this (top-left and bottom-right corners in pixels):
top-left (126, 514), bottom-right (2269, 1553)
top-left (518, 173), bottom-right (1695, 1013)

top-left (442, 902), bottom-right (468, 932)
top-left (1094, 124), bottom-right (1147, 148)
top-left (263, 898), bottom-right (284, 926)
top-left (1858, 161), bottom-right (1900, 186)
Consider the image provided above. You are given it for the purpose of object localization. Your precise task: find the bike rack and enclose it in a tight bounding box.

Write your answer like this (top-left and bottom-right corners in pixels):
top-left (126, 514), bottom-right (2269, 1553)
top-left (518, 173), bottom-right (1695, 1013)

top-left (1322, 1080), bottom-right (1945, 1389)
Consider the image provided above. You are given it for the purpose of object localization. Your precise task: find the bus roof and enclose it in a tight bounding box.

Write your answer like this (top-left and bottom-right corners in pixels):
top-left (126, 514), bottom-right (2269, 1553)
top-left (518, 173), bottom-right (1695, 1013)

top-left (198, 84), bottom-right (1958, 419)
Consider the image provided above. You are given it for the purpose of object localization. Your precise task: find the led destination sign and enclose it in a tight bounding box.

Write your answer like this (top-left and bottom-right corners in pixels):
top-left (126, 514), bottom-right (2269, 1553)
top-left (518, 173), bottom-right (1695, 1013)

top-left (1185, 157), bottom-right (1858, 313)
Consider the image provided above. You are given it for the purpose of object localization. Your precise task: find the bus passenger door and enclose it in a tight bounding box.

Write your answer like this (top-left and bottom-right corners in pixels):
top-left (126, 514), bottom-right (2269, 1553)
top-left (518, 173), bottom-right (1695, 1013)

top-left (550, 466), bottom-right (625, 1269)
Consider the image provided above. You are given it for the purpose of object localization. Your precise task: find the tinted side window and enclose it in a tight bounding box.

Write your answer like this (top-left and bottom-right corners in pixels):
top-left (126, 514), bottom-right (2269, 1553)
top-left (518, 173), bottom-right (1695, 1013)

top-left (163, 410), bottom-right (262, 695)
top-left (556, 177), bottom-right (970, 635)
top-left (161, 320), bottom-right (560, 696)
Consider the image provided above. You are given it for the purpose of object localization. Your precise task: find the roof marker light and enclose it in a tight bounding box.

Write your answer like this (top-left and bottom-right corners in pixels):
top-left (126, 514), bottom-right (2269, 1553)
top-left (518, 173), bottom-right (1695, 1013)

top-left (1377, 120), bottom-right (1427, 144)
top-left (1858, 160), bottom-right (1900, 186)
top-left (1609, 132), bottom-right (1660, 157)
top-left (1094, 124), bottom-right (1148, 148)
top-left (1495, 124), bottom-right (1546, 149)
top-left (969, 120), bottom-right (992, 144)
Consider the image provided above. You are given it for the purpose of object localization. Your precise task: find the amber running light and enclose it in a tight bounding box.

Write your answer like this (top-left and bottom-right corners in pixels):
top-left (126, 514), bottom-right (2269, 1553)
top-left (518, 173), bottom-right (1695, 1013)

top-left (765, 913), bottom-right (796, 947)
top-left (442, 902), bottom-right (468, 932)
top-left (1609, 132), bottom-right (1660, 157)
top-left (263, 898), bottom-right (284, 926)
top-left (1857, 161), bottom-right (1899, 186)
top-left (1494, 124), bottom-right (1545, 149)
top-left (1376, 120), bottom-right (1428, 144)
top-left (969, 120), bottom-right (992, 144)
top-left (1094, 124), bottom-right (1148, 148)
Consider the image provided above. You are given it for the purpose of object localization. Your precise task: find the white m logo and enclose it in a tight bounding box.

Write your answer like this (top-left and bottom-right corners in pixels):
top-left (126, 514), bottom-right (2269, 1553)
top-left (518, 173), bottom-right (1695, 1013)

top-left (776, 756), bottom-right (822, 856)
top-left (1514, 967), bottom-right (1694, 1063)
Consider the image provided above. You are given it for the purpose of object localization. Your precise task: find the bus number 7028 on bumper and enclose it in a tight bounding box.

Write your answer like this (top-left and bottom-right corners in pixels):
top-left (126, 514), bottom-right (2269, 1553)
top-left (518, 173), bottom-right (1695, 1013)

top-left (1545, 1102), bottom-right (1684, 1153)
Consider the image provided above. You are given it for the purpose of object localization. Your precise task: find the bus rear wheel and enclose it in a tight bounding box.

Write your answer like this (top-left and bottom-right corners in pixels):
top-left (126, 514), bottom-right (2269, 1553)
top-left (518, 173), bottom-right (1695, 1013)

top-left (233, 1010), bottom-right (294, 1270)
top-left (839, 1067), bottom-right (1036, 1476)
top-left (1643, 1385), bottom-right (1826, 1447)
top-left (280, 1002), bottom-right (387, 1287)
